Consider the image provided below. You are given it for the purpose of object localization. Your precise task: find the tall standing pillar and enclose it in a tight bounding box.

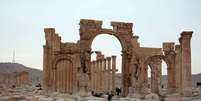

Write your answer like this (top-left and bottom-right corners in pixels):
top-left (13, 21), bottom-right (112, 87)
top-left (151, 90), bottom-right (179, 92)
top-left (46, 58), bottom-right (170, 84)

top-left (103, 59), bottom-right (107, 91)
top-left (112, 56), bottom-right (116, 92)
top-left (121, 52), bottom-right (127, 96)
top-left (100, 59), bottom-right (103, 91)
top-left (97, 60), bottom-right (101, 91)
top-left (94, 61), bottom-right (97, 91)
top-left (180, 31), bottom-right (193, 96)
top-left (158, 61), bottom-right (162, 91)
top-left (150, 64), bottom-right (159, 94)
top-left (175, 45), bottom-right (181, 93)
top-left (107, 57), bottom-right (112, 91)
top-left (91, 61), bottom-right (95, 91)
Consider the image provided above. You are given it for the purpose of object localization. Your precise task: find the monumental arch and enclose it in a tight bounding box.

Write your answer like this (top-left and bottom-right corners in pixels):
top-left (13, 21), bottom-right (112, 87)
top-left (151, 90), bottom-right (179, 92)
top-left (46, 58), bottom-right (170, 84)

top-left (79, 19), bottom-right (138, 95)
top-left (43, 19), bottom-right (193, 96)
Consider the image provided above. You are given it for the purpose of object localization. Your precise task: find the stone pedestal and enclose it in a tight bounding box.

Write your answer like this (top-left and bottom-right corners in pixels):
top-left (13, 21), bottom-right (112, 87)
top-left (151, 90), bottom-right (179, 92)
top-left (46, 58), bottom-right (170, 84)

top-left (78, 73), bottom-right (90, 97)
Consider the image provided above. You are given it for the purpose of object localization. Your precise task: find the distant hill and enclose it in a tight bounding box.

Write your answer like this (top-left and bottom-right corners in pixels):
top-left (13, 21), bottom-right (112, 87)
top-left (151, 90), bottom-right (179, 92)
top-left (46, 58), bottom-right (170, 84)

top-left (192, 73), bottom-right (201, 87)
top-left (160, 74), bottom-right (201, 87)
top-left (0, 62), bottom-right (42, 85)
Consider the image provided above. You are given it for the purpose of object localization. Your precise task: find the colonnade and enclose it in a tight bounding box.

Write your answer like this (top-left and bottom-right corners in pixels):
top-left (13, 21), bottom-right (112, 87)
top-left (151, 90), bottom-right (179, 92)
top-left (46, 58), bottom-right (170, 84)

top-left (90, 55), bottom-right (117, 93)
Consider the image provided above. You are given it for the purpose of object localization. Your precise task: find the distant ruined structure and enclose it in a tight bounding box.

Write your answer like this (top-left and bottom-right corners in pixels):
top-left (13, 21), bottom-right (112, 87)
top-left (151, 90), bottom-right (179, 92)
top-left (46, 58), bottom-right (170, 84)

top-left (16, 71), bottom-right (31, 86)
top-left (0, 71), bottom-right (31, 87)
top-left (43, 19), bottom-right (193, 96)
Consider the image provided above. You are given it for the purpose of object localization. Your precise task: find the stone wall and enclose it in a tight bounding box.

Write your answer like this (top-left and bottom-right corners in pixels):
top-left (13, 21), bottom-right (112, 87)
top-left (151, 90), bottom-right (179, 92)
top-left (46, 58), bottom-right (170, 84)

top-left (43, 28), bottom-right (81, 93)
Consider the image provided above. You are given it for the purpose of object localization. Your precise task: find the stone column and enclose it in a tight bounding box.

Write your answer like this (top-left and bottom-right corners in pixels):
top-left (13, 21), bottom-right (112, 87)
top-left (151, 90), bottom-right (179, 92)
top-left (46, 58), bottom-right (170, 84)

top-left (150, 63), bottom-right (159, 94)
top-left (140, 63), bottom-right (149, 94)
top-left (107, 57), bottom-right (111, 91)
top-left (91, 61), bottom-right (95, 91)
top-left (158, 61), bottom-right (162, 91)
top-left (94, 61), bottom-right (97, 91)
top-left (163, 42), bottom-right (177, 93)
top-left (175, 45), bottom-right (181, 93)
top-left (105, 59), bottom-right (109, 91)
top-left (112, 56), bottom-right (116, 92)
top-left (167, 59), bottom-right (177, 94)
top-left (70, 63), bottom-right (73, 93)
top-left (96, 61), bottom-right (99, 91)
top-left (103, 59), bottom-right (107, 91)
top-left (154, 69), bottom-right (159, 94)
top-left (121, 52), bottom-right (127, 96)
top-left (97, 60), bottom-right (101, 91)
top-left (100, 59), bottom-right (103, 91)
top-left (180, 31), bottom-right (193, 96)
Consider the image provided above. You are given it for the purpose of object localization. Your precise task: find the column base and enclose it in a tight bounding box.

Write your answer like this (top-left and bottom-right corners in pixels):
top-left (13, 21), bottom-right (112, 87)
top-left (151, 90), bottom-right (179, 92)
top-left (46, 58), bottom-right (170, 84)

top-left (182, 87), bottom-right (192, 97)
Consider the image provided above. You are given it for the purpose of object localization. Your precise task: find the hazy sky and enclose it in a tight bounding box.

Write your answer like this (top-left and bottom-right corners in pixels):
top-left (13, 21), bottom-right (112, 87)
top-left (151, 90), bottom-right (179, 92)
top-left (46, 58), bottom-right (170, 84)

top-left (0, 0), bottom-right (200, 74)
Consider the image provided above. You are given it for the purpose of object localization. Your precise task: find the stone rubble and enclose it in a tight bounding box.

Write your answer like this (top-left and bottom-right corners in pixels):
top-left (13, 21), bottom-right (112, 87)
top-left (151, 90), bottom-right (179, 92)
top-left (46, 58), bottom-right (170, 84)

top-left (0, 85), bottom-right (201, 101)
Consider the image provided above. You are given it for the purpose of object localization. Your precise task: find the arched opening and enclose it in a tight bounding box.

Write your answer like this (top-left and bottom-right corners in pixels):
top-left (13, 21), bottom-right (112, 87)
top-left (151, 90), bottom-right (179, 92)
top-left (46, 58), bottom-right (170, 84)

top-left (147, 65), bottom-right (151, 90)
top-left (146, 56), bottom-right (168, 94)
top-left (91, 34), bottom-right (122, 73)
top-left (160, 60), bottom-right (168, 93)
top-left (90, 34), bottom-right (122, 93)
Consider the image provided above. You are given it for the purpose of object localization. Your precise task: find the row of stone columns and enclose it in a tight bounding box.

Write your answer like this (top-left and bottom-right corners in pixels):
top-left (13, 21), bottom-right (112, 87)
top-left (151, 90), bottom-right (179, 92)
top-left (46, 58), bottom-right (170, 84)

top-left (90, 56), bottom-right (116, 93)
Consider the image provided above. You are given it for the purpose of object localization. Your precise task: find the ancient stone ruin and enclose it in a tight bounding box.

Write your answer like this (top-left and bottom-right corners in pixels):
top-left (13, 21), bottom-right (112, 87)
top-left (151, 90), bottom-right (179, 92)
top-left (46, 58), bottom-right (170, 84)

top-left (42, 19), bottom-right (193, 97)
top-left (16, 71), bottom-right (32, 86)
top-left (0, 71), bottom-right (31, 87)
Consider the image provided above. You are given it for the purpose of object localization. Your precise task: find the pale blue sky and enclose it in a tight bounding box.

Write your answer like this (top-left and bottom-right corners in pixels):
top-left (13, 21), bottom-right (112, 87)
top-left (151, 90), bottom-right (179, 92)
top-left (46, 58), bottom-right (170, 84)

top-left (0, 0), bottom-right (200, 74)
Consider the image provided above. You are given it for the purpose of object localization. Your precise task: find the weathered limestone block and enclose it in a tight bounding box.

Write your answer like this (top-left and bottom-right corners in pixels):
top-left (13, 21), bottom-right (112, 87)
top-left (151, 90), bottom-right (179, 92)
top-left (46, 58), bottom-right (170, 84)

top-left (163, 42), bottom-right (175, 53)
top-left (111, 21), bottom-right (133, 33)
top-left (78, 73), bottom-right (90, 96)
top-left (80, 19), bottom-right (102, 29)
